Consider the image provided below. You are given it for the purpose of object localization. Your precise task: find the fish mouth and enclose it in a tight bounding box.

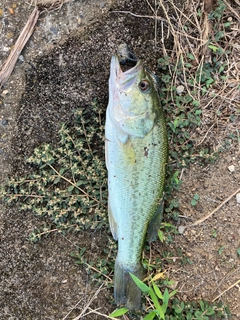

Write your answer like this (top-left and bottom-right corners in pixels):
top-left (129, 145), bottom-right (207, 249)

top-left (110, 55), bottom-right (142, 91)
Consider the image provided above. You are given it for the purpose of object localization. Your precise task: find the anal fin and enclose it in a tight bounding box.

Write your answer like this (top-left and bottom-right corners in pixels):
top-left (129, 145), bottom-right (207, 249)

top-left (108, 200), bottom-right (118, 240)
top-left (147, 198), bottom-right (164, 243)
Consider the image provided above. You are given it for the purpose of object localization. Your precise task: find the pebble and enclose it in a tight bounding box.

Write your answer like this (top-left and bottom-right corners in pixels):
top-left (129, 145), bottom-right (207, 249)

top-left (228, 165), bottom-right (235, 173)
top-left (1, 119), bottom-right (8, 126)
top-left (178, 225), bottom-right (186, 234)
top-left (19, 55), bottom-right (25, 62)
top-left (229, 82), bottom-right (238, 88)
top-left (3, 18), bottom-right (9, 26)
top-left (236, 193), bottom-right (240, 204)
top-left (176, 85), bottom-right (185, 94)
top-left (2, 90), bottom-right (9, 95)
top-left (50, 26), bottom-right (58, 35)
top-left (100, 1), bottom-right (105, 8)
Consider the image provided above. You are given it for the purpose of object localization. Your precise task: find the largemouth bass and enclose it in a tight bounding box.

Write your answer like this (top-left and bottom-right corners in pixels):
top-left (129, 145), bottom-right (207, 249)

top-left (105, 53), bottom-right (168, 310)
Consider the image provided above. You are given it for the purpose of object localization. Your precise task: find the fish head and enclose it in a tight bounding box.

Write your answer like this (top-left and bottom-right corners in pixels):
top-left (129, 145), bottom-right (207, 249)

top-left (108, 55), bottom-right (160, 139)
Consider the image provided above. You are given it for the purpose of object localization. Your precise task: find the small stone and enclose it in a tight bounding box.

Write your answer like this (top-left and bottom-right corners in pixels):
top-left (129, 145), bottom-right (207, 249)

top-left (77, 17), bottom-right (82, 24)
top-left (100, 1), bottom-right (105, 8)
top-left (9, 8), bottom-right (14, 15)
top-left (3, 18), bottom-right (9, 26)
top-left (176, 85), bottom-right (185, 94)
top-left (18, 55), bottom-right (25, 62)
top-left (62, 279), bottom-right (68, 284)
top-left (178, 225), bottom-right (186, 234)
top-left (50, 26), bottom-right (58, 35)
top-left (236, 193), bottom-right (240, 204)
top-left (228, 165), bottom-right (235, 173)
top-left (1, 119), bottom-right (8, 126)
top-left (2, 90), bottom-right (9, 95)
top-left (229, 82), bottom-right (238, 88)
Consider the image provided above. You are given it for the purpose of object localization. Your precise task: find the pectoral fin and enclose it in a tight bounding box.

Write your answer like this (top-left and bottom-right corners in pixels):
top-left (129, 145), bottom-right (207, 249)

top-left (147, 198), bottom-right (164, 243)
top-left (108, 200), bottom-right (118, 240)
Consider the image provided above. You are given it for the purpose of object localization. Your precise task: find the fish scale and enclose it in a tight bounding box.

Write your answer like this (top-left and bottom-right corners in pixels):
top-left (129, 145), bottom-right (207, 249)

top-left (105, 54), bottom-right (168, 310)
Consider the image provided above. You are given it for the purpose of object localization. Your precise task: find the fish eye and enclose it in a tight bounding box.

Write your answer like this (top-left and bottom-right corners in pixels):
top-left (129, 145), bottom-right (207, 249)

top-left (138, 80), bottom-right (150, 92)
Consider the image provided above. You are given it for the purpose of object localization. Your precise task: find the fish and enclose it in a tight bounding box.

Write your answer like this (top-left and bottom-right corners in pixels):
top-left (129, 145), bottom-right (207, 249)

top-left (105, 53), bottom-right (168, 310)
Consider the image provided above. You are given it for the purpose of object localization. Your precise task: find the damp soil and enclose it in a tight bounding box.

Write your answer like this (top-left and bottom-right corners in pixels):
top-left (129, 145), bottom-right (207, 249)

top-left (0, 0), bottom-right (239, 319)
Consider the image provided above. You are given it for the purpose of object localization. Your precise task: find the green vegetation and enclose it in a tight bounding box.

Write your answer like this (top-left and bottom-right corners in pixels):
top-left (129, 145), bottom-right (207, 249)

top-left (237, 248), bottom-right (240, 257)
top-left (212, 229), bottom-right (217, 238)
top-left (218, 246), bottom-right (225, 256)
top-left (1, 100), bottom-right (108, 242)
top-left (110, 274), bottom-right (177, 320)
top-left (191, 194), bottom-right (200, 206)
top-left (109, 275), bottom-right (230, 320)
top-left (157, 0), bottom-right (239, 172)
top-left (70, 236), bottom-right (116, 287)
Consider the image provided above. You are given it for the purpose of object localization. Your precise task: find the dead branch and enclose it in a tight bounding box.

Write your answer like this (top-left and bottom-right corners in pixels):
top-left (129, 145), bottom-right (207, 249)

top-left (190, 186), bottom-right (240, 227)
top-left (0, 7), bottom-right (40, 89)
top-left (212, 279), bottom-right (240, 302)
top-left (71, 284), bottom-right (105, 320)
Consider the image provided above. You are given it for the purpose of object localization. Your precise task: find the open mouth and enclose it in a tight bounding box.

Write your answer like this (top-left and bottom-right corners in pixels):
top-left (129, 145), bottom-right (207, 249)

top-left (110, 55), bottom-right (142, 91)
top-left (117, 43), bottom-right (139, 71)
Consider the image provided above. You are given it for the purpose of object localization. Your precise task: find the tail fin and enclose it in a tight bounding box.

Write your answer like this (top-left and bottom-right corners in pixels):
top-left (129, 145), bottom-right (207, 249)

top-left (114, 257), bottom-right (144, 311)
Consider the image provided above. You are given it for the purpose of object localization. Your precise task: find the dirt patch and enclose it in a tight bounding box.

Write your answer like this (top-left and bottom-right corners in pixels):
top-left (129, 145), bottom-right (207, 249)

top-left (159, 155), bottom-right (240, 315)
top-left (0, 0), bottom-right (239, 319)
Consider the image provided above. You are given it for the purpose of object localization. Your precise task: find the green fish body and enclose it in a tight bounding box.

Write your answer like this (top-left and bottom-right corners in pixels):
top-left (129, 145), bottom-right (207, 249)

top-left (105, 55), bottom-right (168, 310)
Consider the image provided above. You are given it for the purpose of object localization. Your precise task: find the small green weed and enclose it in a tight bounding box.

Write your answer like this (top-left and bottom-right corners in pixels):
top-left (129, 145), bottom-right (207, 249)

top-left (211, 229), bottom-right (217, 238)
top-left (158, 223), bottom-right (178, 245)
top-left (158, 223), bottom-right (178, 244)
top-left (164, 170), bottom-right (181, 221)
top-left (237, 248), bottom-right (240, 257)
top-left (191, 194), bottom-right (200, 206)
top-left (218, 246), bottom-right (225, 256)
top-left (166, 298), bottom-right (231, 320)
top-left (208, 0), bottom-right (226, 21)
top-left (1, 100), bottom-right (108, 241)
top-left (70, 236), bottom-right (117, 287)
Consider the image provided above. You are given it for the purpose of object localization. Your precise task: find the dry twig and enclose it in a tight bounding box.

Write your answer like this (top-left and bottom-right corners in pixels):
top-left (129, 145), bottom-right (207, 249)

top-left (71, 284), bottom-right (105, 320)
top-left (190, 186), bottom-right (240, 227)
top-left (212, 279), bottom-right (240, 302)
top-left (111, 10), bottom-right (168, 24)
top-left (0, 7), bottom-right (40, 88)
